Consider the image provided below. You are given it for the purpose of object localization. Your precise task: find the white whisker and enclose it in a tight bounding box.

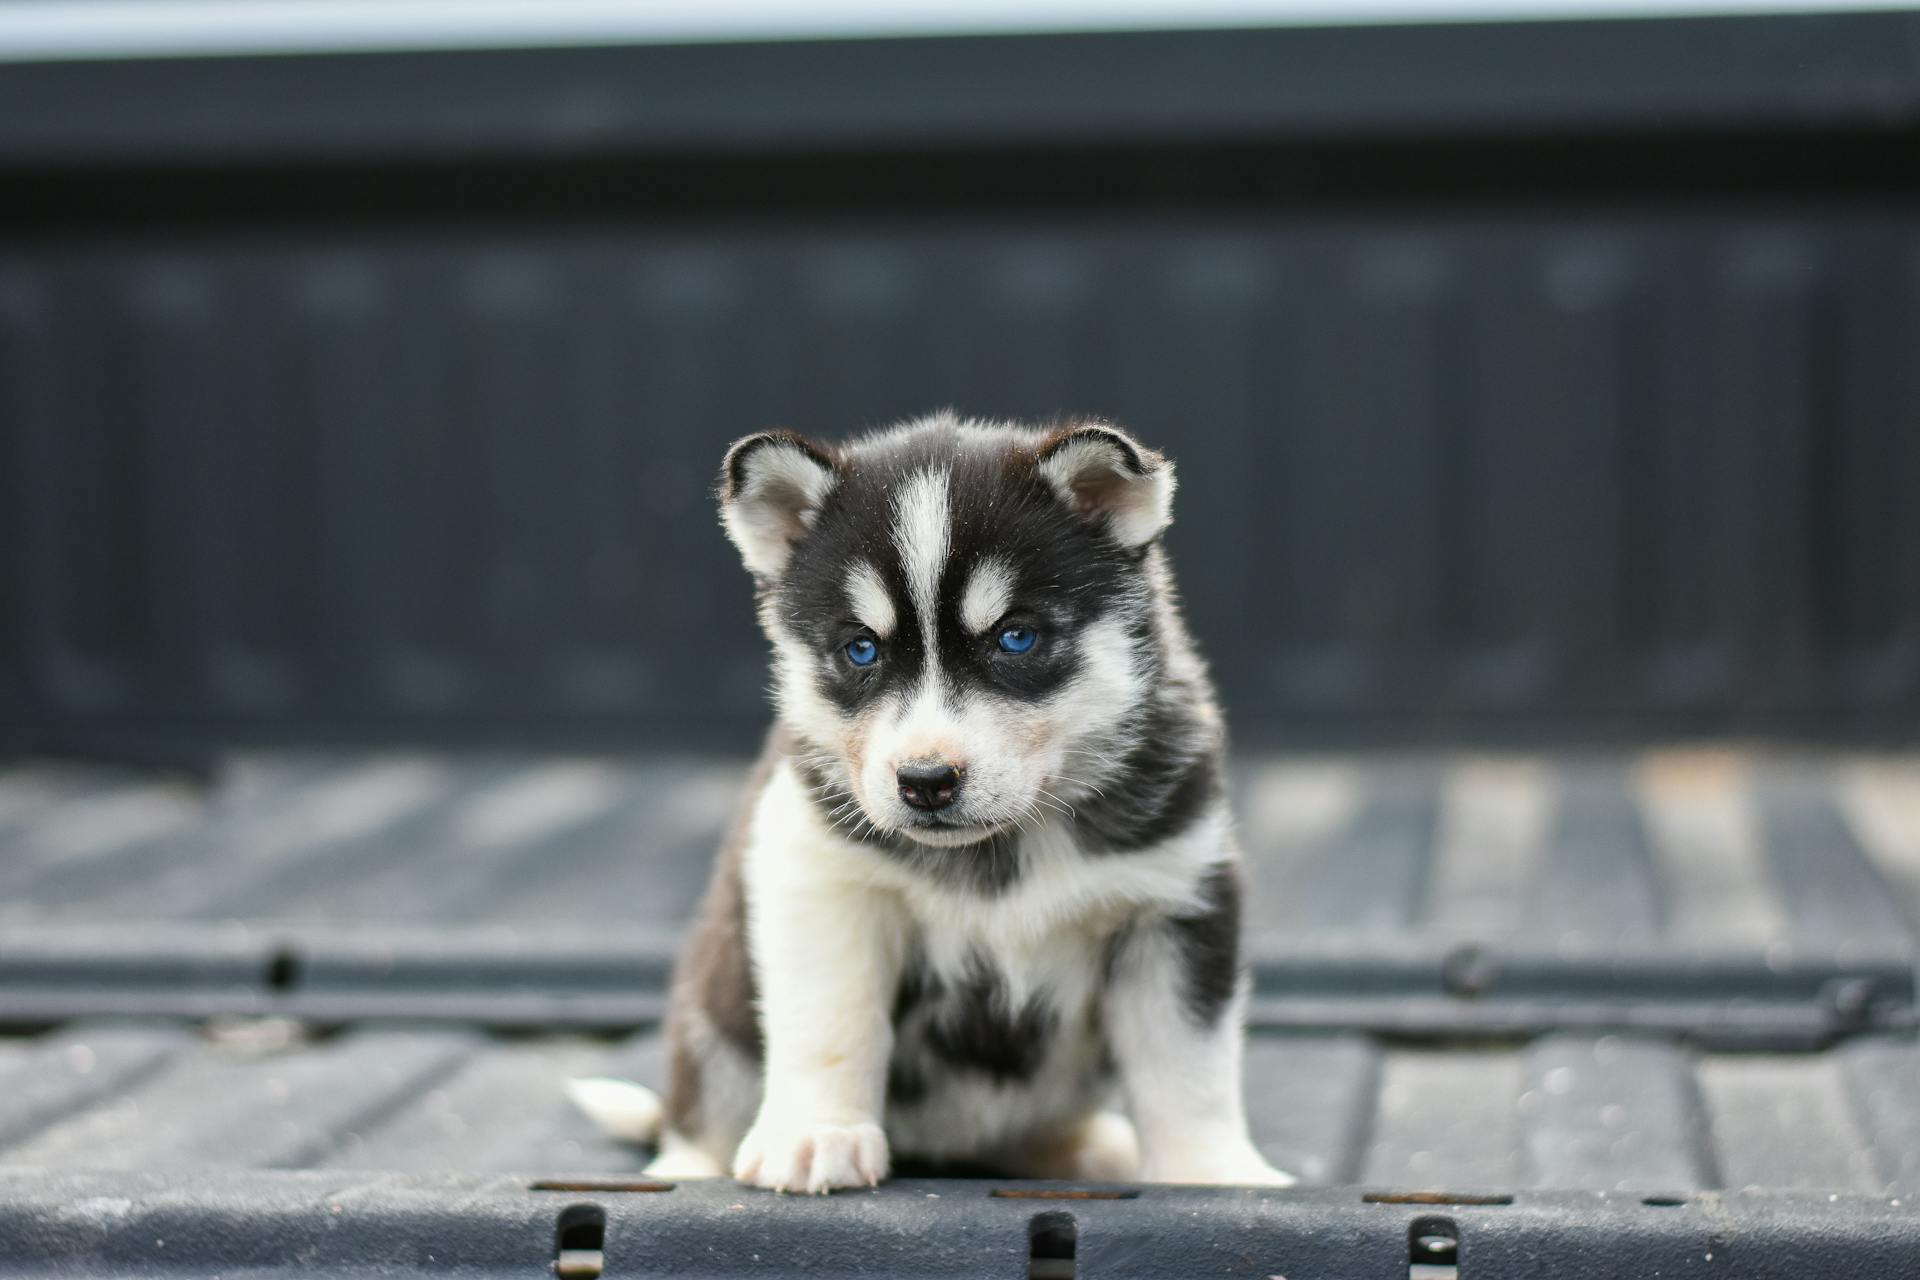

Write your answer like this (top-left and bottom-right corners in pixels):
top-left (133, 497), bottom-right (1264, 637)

top-left (1035, 787), bottom-right (1078, 819)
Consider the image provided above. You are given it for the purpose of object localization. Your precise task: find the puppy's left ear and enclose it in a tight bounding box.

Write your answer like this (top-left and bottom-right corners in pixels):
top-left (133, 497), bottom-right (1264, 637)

top-left (1035, 422), bottom-right (1176, 549)
top-left (718, 430), bottom-right (839, 579)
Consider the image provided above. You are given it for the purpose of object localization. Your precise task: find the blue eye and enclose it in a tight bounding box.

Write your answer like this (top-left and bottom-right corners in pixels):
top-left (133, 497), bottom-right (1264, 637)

top-left (845, 637), bottom-right (879, 667)
top-left (998, 627), bottom-right (1037, 655)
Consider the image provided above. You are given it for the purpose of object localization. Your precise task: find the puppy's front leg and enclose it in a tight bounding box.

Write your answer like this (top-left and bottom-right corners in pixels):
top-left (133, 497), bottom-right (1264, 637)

top-left (734, 839), bottom-right (903, 1193)
top-left (1103, 867), bottom-right (1294, 1186)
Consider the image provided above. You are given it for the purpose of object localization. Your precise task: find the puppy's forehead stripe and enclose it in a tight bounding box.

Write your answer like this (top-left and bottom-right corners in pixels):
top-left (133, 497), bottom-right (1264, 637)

top-left (845, 560), bottom-right (896, 638)
top-left (893, 467), bottom-right (952, 642)
top-left (960, 557), bottom-right (1016, 634)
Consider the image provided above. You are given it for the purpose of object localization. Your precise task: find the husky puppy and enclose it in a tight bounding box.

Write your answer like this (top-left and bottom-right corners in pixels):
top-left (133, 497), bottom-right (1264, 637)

top-left (571, 412), bottom-right (1290, 1192)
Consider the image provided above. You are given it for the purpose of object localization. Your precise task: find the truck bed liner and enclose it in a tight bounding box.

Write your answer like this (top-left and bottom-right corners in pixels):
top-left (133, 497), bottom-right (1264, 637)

top-left (0, 749), bottom-right (1914, 1274)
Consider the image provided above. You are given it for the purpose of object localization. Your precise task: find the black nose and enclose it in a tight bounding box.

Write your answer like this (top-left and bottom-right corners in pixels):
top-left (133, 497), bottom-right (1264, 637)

top-left (897, 763), bottom-right (961, 811)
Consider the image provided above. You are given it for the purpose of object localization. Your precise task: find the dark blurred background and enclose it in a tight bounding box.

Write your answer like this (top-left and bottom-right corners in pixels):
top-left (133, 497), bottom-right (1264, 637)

top-left (2, 6), bottom-right (1918, 757)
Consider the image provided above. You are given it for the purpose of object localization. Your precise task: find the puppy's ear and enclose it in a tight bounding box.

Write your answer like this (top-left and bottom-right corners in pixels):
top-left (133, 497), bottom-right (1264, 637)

top-left (718, 430), bottom-right (839, 578)
top-left (1035, 422), bottom-right (1175, 549)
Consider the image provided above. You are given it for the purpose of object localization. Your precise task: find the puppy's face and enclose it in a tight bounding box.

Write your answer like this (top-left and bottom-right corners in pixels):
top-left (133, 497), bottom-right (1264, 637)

top-left (719, 416), bottom-right (1176, 848)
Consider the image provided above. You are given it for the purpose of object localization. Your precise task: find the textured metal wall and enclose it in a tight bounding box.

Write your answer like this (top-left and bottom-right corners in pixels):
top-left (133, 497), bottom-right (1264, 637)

top-left (5, 221), bottom-right (1917, 746)
top-left (3, 20), bottom-right (1919, 750)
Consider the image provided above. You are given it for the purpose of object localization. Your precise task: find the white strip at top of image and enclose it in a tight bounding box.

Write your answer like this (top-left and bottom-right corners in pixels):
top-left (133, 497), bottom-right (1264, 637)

top-left (0, 0), bottom-right (1912, 63)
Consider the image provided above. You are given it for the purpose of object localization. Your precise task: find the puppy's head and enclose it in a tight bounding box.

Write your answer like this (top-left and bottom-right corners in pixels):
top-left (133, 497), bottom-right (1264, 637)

top-left (719, 413), bottom-right (1176, 848)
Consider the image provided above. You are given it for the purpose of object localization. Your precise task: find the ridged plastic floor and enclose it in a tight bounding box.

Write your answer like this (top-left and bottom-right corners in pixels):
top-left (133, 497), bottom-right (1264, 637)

top-left (4, 750), bottom-right (1916, 947)
top-left (0, 1020), bottom-right (1914, 1196)
top-left (0, 750), bottom-right (1915, 1276)
top-left (1, 750), bottom-right (1915, 1038)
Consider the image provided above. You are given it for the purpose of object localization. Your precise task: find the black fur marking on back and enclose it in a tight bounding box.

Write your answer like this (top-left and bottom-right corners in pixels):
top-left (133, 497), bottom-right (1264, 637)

top-left (1168, 861), bottom-right (1243, 1027)
top-left (922, 952), bottom-right (1058, 1083)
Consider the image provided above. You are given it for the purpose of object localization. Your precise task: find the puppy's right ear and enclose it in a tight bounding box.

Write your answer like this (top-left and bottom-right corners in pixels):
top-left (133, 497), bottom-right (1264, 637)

top-left (718, 431), bottom-right (839, 579)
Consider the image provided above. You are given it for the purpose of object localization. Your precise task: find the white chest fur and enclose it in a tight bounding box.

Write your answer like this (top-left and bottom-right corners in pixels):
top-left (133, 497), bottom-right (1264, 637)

top-left (744, 761), bottom-right (1232, 1165)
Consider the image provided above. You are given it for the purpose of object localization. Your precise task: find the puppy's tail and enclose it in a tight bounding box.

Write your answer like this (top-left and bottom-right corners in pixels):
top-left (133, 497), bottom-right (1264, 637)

top-left (566, 1076), bottom-right (664, 1144)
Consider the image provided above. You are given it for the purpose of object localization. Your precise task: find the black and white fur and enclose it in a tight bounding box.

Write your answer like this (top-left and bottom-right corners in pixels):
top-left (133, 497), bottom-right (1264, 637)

top-left (571, 411), bottom-right (1290, 1192)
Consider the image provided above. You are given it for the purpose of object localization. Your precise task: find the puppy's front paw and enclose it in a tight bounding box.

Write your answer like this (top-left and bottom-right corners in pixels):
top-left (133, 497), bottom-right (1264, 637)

top-left (733, 1120), bottom-right (889, 1193)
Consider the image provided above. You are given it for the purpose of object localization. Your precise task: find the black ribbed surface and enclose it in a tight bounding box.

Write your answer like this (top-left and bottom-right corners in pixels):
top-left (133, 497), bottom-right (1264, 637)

top-left (0, 748), bottom-right (1914, 1272)
top-left (0, 750), bottom-right (1914, 1040)
top-left (0, 1020), bottom-right (1910, 1198)
top-left (3, 17), bottom-right (1919, 749)
top-left (5, 751), bottom-right (1918, 940)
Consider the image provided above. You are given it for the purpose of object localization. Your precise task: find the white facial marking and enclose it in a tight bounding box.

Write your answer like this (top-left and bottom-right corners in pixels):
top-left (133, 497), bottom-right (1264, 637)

top-left (892, 467), bottom-right (951, 643)
top-left (845, 560), bottom-right (896, 638)
top-left (960, 557), bottom-right (1016, 634)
